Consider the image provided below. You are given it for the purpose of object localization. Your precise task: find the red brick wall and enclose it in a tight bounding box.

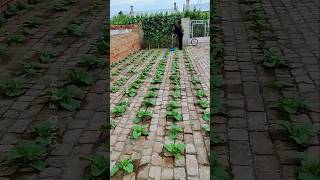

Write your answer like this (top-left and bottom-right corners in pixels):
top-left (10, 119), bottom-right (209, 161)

top-left (110, 24), bottom-right (142, 63)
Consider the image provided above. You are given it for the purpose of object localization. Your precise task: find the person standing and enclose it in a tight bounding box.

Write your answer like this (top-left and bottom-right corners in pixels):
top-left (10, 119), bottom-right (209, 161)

top-left (173, 22), bottom-right (184, 50)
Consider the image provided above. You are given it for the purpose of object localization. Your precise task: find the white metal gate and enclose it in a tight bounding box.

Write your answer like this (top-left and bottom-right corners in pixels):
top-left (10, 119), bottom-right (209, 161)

top-left (190, 20), bottom-right (209, 39)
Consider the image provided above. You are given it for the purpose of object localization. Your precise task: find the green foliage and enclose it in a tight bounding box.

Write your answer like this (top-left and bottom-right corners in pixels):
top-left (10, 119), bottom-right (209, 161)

top-left (167, 101), bottom-right (179, 111)
top-left (125, 87), bottom-right (137, 97)
top-left (131, 124), bottom-right (149, 140)
top-left (212, 131), bottom-right (223, 145)
top-left (6, 140), bottom-right (47, 171)
top-left (212, 75), bottom-right (223, 88)
top-left (111, 86), bottom-right (119, 93)
top-left (111, 159), bottom-right (134, 176)
top-left (7, 34), bottom-right (25, 46)
top-left (39, 51), bottom-right (54, 63)
top-left (0, 79), bottom-right (24, 97)
top-left (164, 143), bottom-right (185, 159)
top-left (298, 155), bottom-right (320, 180)
top-left (202, 124), bottom-right (210, 134)
top-left (277, 121), bottom-right (318, 145)
top-left (172, 90), bottom-right (181, 99)
top-left (278, 97), bottom-right (305, 114)
top-left (132, 110), bottom-right (152, 123)
top-left (168, 123), bottom-right (183, 140)
top-left (66, 69), bottom-right (94, 86)
top-left (198, 98), bottom-right (209, 109)
top-left (79, 54), bottom-right (101, 70)
top-left (263, 48), bottom-right (287, 68)
top-left (202, 111), bottom-right (210, 122)
top-left (83, 154), bottom-right (108, 178)
top-left (22, 62), bottom-right (42, 77)
top-left (144, 92), bottom-right (157, 98)
top-left (196, 90), bottom-right (206, 98)
top-left (23, 17), bottom-right (44, 28)
top-left (167, 109), bottom-right (182, 121)
top-left (112, 100), bottom-right (129, 117)
top-left (114, 77), bottom-right (128, 86)
top-left (211, 155), bottom-right (230, 180)
top-left (143, 98), bottom-right (156, 107)
top-left (4, 4), bottom-right (19, 18)
top-left (63, 24), bottom-right (82, 37)
top-left (33, 119), bottom-right (57, 147)
top-left (48, 85), bottom-right (81, 111)
top-left (191, 75), bottom-right (201, 84)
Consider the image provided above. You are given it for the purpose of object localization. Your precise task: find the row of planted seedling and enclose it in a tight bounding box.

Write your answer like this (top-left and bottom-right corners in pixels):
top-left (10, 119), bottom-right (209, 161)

top-left (2, 117), bottom-right (58, 173)
top-left (111, 50), bottom-right (156, 93)
top-left (0, 0), bottom-right (83, 53)
top-left (163, 50), bottom-right (185, 160)
top-left (111, 50), bottom-right (161, 126)
top-left (110, 50), bottom-right (168, 176)
top-left (244, 0), bottom-right (320, 179)
top-left (183, 49), bottom-right (210, 135)
top-left (110, 50), bottom-right (147, 78)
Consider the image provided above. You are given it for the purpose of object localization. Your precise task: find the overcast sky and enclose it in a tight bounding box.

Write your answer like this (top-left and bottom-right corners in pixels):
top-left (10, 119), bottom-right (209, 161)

top-left (111, 0), bottom-right (210, 16)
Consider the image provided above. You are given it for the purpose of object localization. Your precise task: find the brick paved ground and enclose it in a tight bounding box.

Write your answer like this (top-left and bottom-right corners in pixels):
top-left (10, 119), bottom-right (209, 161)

top-left (214, 0), bottom-right (319, 179)
top-left (0, 0), bottom-right (108, 179)
top-left (110, 46), bottom-right (210, 179)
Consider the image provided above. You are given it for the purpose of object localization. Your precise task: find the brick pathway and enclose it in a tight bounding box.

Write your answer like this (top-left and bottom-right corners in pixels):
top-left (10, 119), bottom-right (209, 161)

top-left (0, 0), bottom-right (108, 179)
top-left (110, 46), bottom-right (210, 179)
top-left (214, 0), bottom-right (319, 179)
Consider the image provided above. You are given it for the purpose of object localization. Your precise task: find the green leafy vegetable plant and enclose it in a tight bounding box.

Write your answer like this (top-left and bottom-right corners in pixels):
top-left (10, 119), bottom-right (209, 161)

top-left (7, 34), bottom-right (25, 46)
top-left (66, 69), bottom-right (94, 86)
top-left (143, 98), bottom-right (156, 107)
top-left (0, 79), bottom-right (24, 97)
top-left (263, 48), bottom-right (287, 68)
top-left (33, 119), bottom-right (57, 147)
top-left (6, 140), bottom-right (47, 171)
top-left (278, 97), bottom-right (305, 114)
top-left (298, 155), bottom-right (320, 180)
top-left (79, 54), bottom-right (101, 70)
top-left (111, 159), bottom-right (134, 176)
top-left (164, 143), bottom-right (185, 159)
top-left (198, 98), bottom-right (209, 109)
top-left (131, 124), bottom-right (149, 140)
top-left (276, 121), bottom-right (318, 145)
top-left (202, 124), bottom-right (210, 134)
top-left (112, 100), bottom-right (129, 117)
top-left (196, 90), bottom-right (206, 98)
top-left (168, 123), bottom-right (183, 140)
top-left (111, 86), bottom-right (119, 93)
top-left (125, 87), bottom-right (137, 97)
top-left (82, 154), bottom-right (108, 178)
top-left (167, 101), bottom-right (179, 111)
top-left (202, 111), bottom-right (210, 122)
top-left (21, 63), bottom-right (42, 77)
top-left (167, 110), bottom-right (182, 121)
top-left (23, 17), bottom-right (44, 28)
top-left (132, 110), bottom-right (152, 123)
top-left (63, 24), bottom-right (82, 37)
top-left (39, 51), bottom-right (54, 63)
top-left (48, 85), bottom-right (81, 111)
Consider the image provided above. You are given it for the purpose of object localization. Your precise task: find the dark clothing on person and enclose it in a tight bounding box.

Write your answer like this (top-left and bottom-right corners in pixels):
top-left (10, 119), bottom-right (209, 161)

top-left (173, 25), bottom-right (183, 50)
